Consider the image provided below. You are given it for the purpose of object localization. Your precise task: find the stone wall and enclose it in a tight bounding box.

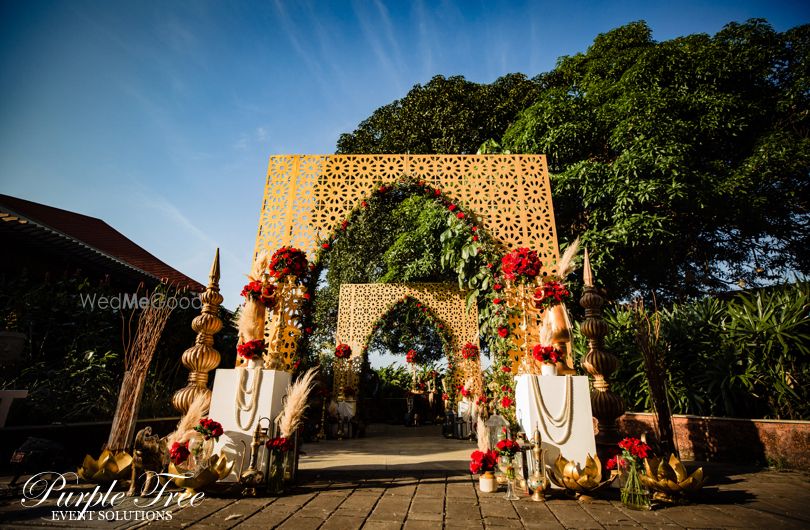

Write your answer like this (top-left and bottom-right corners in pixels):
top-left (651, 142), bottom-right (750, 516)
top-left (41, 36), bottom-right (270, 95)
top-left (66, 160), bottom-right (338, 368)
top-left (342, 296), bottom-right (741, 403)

top-left (611, 412), bottom-right (810, 469)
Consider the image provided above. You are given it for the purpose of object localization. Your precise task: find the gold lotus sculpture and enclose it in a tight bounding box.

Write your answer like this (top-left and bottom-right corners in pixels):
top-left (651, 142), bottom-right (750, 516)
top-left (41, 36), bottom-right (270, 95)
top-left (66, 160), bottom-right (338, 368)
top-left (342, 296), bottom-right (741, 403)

top-left (547, 454), bottom-right (615, 500)
top-left (168, 454), bottom-right (234, 502)
top-left (641, 454), bottom-right (705, 503)
top-left (78, 450), bottom-right (133, 483)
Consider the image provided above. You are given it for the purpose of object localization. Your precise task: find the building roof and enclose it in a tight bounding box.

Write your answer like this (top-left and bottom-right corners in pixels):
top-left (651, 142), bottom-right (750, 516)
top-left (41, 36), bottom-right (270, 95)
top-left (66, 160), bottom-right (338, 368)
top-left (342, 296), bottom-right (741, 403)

top-left (0, 194), bottom-right (205, 292)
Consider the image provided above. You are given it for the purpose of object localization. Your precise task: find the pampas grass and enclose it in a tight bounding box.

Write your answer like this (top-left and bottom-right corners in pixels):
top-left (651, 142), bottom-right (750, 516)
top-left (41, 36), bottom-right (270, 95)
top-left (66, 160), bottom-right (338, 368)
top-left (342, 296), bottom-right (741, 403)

top-left (276, 367), bottom-right (318, 438)
top-left (166, 393), bottom-right (209, 448)
top-left (237, 252), bottom-right (270, 344)
top-left (557, 238), bottom-right (580, 279)
top-left (477, 416), bottom-right (490, 452)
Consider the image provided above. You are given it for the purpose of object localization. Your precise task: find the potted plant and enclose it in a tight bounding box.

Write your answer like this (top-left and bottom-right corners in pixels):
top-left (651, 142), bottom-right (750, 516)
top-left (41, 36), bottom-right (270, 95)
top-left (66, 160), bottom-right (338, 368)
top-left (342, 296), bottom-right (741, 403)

top-left (470, 449), bottom-right (499, 493)
top-left (532, 344), bottom-right (561, 376)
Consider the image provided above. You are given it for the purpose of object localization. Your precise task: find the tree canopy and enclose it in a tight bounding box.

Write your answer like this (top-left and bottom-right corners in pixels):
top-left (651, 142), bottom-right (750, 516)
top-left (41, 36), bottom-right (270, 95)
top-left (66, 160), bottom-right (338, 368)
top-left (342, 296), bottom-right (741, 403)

top-left (337, 19), bottom-right (810, 301)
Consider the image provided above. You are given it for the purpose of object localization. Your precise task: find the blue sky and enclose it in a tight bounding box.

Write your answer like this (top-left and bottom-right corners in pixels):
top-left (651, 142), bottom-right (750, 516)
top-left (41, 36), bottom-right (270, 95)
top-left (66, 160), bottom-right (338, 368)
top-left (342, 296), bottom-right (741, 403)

top-left (1, 0), bottom-right (808, 324)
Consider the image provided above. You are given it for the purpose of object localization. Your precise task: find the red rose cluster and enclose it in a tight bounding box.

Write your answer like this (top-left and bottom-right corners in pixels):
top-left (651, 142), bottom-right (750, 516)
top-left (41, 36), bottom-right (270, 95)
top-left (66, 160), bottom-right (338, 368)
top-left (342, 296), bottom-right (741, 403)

top-left (194, 418), bottom-right (224, 441)
top-left (266, 437), bottom-right (293, 453)
top-left (169, 441), bottom-right (190, 465)
top-left (268, 247), bottom-right (308, 280)
top-left (469, 449), bottom-right (498, 474)
top-left (476, 394), bottom-right (489, 406)
top-left (335, 343), bottom-right (352, 359)
top-left (500, 396), bottom-right (514, 408)
top-left (240, 280), bottom-right (276, 307)
top-left (532, 344), bottom-right (561, 364)
top-left (495, 438), bottom-right (521, 458)
top-left (406, 349), bottom-right (417, 364)
top-left (237, 339), bottom-right (265, 360)
top-left (501, 247), bottom-right (542, 282)
top-left (461, 342), bottom-right (479, 360)
top-left (442, 392), bottom-right (449, 401)
top-left (619, 437), bottom-right (651, 459)
top-left (534, 280), bottom-right (571, 310)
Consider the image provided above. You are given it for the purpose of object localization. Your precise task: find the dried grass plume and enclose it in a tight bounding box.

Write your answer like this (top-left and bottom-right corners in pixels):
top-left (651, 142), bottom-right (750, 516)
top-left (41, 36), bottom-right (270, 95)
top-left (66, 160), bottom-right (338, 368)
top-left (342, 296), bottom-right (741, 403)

top-left (276, 367), bottom-right (318, 438)
top-left (166, 393), bottom-right (209, 447)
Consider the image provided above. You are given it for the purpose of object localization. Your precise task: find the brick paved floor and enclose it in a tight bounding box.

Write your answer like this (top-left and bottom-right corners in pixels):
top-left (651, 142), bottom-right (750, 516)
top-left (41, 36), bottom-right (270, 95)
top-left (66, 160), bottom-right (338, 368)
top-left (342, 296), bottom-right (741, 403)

top-left (2, 425), bottom-right (809, 529)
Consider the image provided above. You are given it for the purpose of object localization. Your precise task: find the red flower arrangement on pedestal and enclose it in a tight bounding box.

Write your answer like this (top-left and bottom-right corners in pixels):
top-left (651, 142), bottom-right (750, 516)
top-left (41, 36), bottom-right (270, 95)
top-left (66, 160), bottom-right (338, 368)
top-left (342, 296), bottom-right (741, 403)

top-left (169, 441), bottom-right (190, 465)
top-left (335, 343), bottom-right (352, 359)
top-left (469, 449), bottom-right (498, 474)
top-left (406, 349), bottom-right (417, 364)
top-left (194, 418), bottom-right (224, 441)
top-left (268, 247), bottom-right (308, 280)
top-left (461, 342), bottom-right (479, 360)
top-left (240, 280), bottom-right (276, 307)
top-left (532, 344), bottom-right (561, 364)
top-left (501, 247), bottom-right (542, 282)
top-left (534, 280), bottom-right (571, 310)
top-left (237, 339), bottom-right (265, 360)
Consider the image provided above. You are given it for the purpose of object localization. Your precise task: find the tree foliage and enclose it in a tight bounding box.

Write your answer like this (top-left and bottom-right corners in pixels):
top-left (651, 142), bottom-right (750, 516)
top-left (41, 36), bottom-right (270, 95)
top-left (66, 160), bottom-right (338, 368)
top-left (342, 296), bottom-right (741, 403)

top-left (502, 19), bottom-right (809, 299)
top-left (337, 74), bottom-right (542, 154)
top-left (336, 19), bottom-right (809, 302)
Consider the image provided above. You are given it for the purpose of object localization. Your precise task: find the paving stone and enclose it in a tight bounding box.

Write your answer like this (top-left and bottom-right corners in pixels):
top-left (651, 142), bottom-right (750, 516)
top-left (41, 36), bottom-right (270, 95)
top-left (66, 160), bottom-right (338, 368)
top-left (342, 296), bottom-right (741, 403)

top-left (275, 513), bottom-right (323, 530)
top-left (405, 510), bottom-right (442, 521)
top-left (545, 499), bottom-right (604, 529)
top-left (320, 514), bottom-right (366, 530)
top-left (478, 499), bottom-right (519, 519)
top-left (361, 521), bottom-right (402, 530)
top-left (402, 520), bottom-right (440, 530)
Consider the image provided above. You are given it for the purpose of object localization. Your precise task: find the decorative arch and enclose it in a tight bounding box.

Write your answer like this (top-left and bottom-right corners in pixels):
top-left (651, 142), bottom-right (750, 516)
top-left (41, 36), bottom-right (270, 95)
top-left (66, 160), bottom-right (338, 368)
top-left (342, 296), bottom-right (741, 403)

top-left (255, 154), bottom-right (560, 276)
top-left (336, 283), bottom-right (483, 395)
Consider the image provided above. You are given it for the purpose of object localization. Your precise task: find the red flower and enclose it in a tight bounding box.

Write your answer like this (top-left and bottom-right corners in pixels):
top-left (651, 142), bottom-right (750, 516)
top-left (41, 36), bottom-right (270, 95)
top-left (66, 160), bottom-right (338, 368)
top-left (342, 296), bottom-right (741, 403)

top-left (268, 247), bottom-right (308, 280)
top-left (340, 219), bottom-right (348, 231)
top-left (241, 280), bottom-right (276, 307)
top-left (500, 396), bottom-right (514, 408)
top-left (472, 235), bottom-right (479, 242)
top-left (335, 343), bottom-right (352, 359)
top-left (501, 365), bottom-right (512, 373)
top-left (493, 298), bottom-right (502, 305)
top-left (469, 449), bottom-right (498, 474)
top-left (442, 393), bottom-right (449, 401)
top-left (379, 185), bottom-right (388, 193)
top-left (497, 327), bottom-right (509, 338)
top-left (448, 204), bottom-right (457, 211)
top-left (237, 339), bottom-right (265, 360)
top-left (460, 387), bottom-right (470, 398)
top-left (500, 384), bottom-right (512, 393)
top-left (322, 242), bottom-right (330, 249)
top-left (471, 226), bottom-right (478, 232)
top-left (476, 395), bottom-right (489, 406)
top-left (434, 189), bottom-right (441, 196)
top-left (534, 281), bottom-right (571, 310)
top-left (194, 418), bottom-right (224, 441)
top-left (461, 342), bottom-right (479, 360)
top-left (532, 344), bottom-right (560, 364)
top-left (303, 292), bottom-right (311, 300)
top-left (501, 247), bottom-right (542, 282)
top-left (169, 441), bottom-right (190, 465)
top-left (305, 327), bottom-right (313, 334)
top-left (266, 437), bottom-right (293, 453)
top-left (361, 200), bottom-right (368, 208)
top-left (456, 212), bottom-right (465, 219)
top-left (493, 283), bottom-right (503, 291)
top-left (406, 349), bottom-right (417, 363)
top-left (495, 438), bottom-right (520, 458)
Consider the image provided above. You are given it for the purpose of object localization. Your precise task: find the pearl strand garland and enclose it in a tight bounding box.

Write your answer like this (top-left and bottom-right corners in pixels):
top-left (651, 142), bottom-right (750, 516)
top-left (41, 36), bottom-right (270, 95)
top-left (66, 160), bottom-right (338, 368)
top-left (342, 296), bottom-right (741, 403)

top-left (235, 367), bottom-right (263, 430)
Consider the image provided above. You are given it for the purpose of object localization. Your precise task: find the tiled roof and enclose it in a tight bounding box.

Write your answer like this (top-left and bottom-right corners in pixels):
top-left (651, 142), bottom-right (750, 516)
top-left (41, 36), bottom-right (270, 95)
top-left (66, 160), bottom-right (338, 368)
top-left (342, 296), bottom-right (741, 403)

top-left (0, 194), bottom-right (205, 291)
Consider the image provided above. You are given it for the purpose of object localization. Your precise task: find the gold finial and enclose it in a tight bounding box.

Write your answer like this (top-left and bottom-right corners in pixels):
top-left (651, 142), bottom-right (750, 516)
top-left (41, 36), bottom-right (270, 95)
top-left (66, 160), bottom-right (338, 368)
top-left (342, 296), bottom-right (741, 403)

top-left (583, 247), bottom-right (593, 288)
top-left (209, 248), bottom-right (220, 288)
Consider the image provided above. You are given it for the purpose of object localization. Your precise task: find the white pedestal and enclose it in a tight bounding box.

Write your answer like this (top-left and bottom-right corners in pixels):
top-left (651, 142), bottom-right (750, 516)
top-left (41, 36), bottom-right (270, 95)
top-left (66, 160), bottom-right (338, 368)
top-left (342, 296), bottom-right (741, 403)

top-left (209, 368), bottom-right (291, 481)
top-left (515, 375), bottom-right (596, 470)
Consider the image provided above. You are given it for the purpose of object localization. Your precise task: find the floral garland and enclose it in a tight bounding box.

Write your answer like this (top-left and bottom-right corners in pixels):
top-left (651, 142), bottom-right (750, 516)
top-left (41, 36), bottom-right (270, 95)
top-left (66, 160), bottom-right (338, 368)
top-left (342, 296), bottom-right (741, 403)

top-left (461, 342), bottom-right (479, 360)
top-left (237, 339), bottom-right (265, 361)
top-left (501, 247), bottom-right (542, 283)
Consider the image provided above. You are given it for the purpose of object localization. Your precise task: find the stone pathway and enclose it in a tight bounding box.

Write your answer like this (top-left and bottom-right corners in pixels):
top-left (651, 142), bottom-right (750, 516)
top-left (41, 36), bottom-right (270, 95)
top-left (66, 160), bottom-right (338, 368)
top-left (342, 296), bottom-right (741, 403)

top-left (1, 425), bottom-right (809, 529)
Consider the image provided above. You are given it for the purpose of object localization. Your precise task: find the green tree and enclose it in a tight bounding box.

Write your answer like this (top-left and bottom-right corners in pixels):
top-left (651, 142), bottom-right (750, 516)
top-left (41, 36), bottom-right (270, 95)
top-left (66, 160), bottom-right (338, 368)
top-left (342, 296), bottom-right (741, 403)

top-left (337, 74), bottom-right (542, 154)
top-left (501, 19), bottom-right (809, 300)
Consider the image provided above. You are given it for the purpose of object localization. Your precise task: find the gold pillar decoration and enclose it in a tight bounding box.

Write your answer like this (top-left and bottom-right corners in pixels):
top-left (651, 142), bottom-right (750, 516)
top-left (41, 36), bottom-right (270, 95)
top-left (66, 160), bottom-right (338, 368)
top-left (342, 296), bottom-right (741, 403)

top-left (579, 248), bottom-right (624, 452)
top-left (172, 249), bottom-right (223, 414)
top-left (257, 275), bottom-right (306, 371)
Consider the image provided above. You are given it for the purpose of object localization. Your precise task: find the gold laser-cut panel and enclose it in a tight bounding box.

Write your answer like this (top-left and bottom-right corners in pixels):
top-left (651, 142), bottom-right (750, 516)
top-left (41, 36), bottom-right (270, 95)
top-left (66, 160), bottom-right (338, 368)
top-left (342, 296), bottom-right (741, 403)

top-left (336, 283), bottom-right (479, 360)
top-left (255, 155), bottom-right (560, 274)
